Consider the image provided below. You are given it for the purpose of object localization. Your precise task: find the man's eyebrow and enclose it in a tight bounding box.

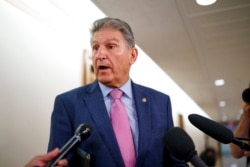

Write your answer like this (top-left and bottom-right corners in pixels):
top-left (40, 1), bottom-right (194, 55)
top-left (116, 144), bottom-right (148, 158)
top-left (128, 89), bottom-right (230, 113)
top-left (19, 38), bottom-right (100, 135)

top-left (92, 38), bottom-right (119, 44)
top-left (105, 38), bottom-right (119, 43)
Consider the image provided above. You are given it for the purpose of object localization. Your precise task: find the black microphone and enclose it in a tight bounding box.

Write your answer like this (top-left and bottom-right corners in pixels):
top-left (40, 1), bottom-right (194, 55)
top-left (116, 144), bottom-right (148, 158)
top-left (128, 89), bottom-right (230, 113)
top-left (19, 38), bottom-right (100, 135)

top-left (46, 123), bottom-right (92, 167)
top-left (163, 127), bottom-right (208, 167)
top-left (242, 88), bottom-right (250, 104)
top-left (188, 114), bottom-right (250, 151)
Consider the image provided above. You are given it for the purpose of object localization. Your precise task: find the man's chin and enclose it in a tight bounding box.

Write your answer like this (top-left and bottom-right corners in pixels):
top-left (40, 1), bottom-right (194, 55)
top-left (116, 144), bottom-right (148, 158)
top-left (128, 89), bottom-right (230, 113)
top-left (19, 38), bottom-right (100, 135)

top-left (98, 77), bottom-right (112, 84)
top-left (98, 78), bottom-right (119, 88)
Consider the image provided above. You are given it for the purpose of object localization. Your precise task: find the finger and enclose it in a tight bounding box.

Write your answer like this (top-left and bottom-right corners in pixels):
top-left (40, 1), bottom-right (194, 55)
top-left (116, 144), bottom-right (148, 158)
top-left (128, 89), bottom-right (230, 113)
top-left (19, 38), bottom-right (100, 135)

top-left (42, 148), bottom-right (60, 162)
top-left (24, 155), bottom-right (45, 167)
top-left (55, 159), bottom-right (68, 167)
top-left (244, 151), bottom-right (250, 156)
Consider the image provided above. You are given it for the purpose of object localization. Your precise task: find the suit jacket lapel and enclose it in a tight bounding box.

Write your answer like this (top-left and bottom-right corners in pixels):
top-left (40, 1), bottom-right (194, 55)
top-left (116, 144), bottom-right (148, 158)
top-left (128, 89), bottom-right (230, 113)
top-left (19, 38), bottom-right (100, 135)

top-left (82, 81), bottom-right (124, 167)
top-left (132, 83), bottom-right (152, 164)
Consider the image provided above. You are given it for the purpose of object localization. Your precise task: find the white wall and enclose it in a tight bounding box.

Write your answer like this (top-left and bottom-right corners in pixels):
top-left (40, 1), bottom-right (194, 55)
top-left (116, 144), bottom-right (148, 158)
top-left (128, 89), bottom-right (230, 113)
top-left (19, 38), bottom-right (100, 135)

top-left (130, 47), bottom-right (211, 153)
top-left (0, 1), bottom-right (210, 166)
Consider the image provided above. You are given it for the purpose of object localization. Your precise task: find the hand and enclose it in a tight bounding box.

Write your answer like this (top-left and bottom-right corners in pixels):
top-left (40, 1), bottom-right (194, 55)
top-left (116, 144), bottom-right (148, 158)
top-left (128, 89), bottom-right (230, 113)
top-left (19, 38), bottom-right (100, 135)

top-left (24, 148), bottom-right (68, 167)
top-left (242, 102), bottom-right (250, 118)
top-left (244, 150), bottom-right (250, 157)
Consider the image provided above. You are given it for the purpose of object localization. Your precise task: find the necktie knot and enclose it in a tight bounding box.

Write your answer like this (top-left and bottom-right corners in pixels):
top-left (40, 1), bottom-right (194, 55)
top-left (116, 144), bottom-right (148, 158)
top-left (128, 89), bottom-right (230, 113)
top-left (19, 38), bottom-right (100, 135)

top-left (110, 89), bottom-right (123, 99)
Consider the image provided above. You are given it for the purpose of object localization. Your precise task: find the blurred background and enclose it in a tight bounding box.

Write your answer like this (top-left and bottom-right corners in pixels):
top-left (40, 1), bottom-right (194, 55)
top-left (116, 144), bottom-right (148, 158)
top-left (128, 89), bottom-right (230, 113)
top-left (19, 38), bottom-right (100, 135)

top-left (92, 0), bottom-right (250, 123)
top-left (0, 0), bottom-right (249, 166)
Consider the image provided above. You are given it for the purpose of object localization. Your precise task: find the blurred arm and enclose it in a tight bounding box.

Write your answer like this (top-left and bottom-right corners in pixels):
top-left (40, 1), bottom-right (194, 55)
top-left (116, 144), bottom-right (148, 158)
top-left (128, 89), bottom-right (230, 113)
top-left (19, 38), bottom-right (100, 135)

top-left (230, 103), bottom-right (250, 158)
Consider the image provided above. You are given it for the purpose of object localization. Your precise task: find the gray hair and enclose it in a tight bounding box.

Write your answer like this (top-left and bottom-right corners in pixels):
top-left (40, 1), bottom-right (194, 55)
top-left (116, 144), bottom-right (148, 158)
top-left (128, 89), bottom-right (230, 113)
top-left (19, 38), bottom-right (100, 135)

top-left (90, 17), bottom-right (135, 48)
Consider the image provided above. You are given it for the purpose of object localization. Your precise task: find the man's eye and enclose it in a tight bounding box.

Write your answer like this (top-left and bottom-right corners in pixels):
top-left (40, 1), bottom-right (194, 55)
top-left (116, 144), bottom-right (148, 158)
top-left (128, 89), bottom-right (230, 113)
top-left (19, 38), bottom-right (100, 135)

top-left (92, 46), bottom-right (99, 51)
top-left (108, 45), bottom-right (115, 49)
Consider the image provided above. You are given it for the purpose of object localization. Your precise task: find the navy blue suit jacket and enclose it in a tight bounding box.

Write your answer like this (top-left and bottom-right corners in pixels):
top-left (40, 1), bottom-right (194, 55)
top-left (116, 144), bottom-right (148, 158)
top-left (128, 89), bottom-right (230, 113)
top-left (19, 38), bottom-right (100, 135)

top-left (48, 80), bottom-right (187, 167)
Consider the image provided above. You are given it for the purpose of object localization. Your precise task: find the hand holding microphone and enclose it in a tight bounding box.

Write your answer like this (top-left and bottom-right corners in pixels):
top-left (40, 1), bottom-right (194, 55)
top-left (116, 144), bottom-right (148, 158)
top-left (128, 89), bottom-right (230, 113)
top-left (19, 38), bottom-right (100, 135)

top-left (25, 148), bottom-right (68, 167)
top-left (46, 123), bottom-right (92, 167)
top-left (188, 114), bottom-right (250, 151)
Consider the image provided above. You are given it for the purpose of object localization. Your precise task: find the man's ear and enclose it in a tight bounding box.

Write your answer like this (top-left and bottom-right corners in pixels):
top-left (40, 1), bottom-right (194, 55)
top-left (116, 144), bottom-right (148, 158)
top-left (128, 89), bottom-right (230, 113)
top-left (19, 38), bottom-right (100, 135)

top-left (129, 47), bottom-right (138, 65)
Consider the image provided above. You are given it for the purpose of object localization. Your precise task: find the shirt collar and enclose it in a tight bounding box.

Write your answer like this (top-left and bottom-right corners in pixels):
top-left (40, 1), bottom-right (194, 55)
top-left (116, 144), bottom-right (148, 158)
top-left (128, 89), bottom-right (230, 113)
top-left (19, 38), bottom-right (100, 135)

top-left (98, 79), bottom-right (133, 98)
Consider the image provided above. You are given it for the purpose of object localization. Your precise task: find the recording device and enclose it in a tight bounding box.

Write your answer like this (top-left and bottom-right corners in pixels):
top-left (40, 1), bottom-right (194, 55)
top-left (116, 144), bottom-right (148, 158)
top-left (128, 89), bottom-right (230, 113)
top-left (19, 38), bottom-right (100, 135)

top-left (65, 147), bottom-right (91, 167)
top-left (242, 87), bottom-right (250, 104)
top-left (46, 124), bottom-right (92, 167)
top-left (188, 114), bottom-right (250, 151)
top-left (163, 127), bottom-right (208, 167)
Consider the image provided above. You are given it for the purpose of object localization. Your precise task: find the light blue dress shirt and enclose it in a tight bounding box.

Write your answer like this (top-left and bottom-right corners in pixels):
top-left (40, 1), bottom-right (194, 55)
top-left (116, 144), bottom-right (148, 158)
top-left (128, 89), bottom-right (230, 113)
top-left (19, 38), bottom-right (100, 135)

top-left (98, 79), bottom-right (139, 155)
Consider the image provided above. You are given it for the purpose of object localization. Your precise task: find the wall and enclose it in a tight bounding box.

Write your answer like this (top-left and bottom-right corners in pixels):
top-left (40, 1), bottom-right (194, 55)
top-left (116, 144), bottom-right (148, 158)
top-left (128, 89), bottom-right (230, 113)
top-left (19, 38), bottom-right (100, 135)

top-left (0, 1), bottom-right (209, 166)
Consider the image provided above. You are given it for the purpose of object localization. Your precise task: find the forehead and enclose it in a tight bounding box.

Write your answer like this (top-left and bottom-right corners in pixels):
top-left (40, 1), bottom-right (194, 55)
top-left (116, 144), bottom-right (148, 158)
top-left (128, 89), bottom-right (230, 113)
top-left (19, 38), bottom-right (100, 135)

top-left (91, 27), bottom-right (125, 44)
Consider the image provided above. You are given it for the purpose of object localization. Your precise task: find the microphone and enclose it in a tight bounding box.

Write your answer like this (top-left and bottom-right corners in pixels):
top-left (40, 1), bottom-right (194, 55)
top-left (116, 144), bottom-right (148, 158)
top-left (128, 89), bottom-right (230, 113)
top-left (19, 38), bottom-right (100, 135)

top-left (188, 114), bottom-right (250, 151)
top-left (242, 87), bottom-right (250, 104)
top-left (46, 123), bottom-right (92, 167)
top-left (163, 127), bottom-right (208, 167)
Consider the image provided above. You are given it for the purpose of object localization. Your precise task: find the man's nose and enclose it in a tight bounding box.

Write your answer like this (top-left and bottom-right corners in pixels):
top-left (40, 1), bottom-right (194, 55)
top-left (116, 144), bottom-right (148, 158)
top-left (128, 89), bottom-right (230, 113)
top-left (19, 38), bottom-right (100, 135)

top-left (96, 47), bottom-right (107, 59)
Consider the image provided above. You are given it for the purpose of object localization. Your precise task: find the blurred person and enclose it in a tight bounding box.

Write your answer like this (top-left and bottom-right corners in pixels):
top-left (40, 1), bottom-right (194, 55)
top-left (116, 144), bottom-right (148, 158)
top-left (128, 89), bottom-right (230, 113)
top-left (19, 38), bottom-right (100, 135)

top-left (47, 17), bottom-right (187, 167)
top-left (200, 147), bottom-right (216, 167)
top-left (230, 102), bottom-right (250, 166)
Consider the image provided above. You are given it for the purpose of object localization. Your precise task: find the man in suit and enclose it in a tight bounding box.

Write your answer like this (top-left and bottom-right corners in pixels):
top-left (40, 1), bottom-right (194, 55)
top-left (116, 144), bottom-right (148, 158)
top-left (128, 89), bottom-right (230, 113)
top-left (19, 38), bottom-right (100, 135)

top-left (48, 17), bottom-right (187, 167)
top-left (230, 101), bottom-right (250, 167)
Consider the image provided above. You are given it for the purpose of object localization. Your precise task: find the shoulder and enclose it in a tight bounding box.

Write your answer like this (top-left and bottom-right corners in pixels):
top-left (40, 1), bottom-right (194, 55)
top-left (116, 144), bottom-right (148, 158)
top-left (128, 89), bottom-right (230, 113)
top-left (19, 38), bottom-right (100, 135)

top-left (132, 82), bottom-right (170, 98)
top-left (56, 81), bottom-right (98, 98)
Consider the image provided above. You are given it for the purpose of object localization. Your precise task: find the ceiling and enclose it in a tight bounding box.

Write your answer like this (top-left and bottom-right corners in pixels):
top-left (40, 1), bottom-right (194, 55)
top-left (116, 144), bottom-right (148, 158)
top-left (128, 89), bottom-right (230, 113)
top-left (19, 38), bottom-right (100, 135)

top-left (91, 0), bottom-right (250, 122)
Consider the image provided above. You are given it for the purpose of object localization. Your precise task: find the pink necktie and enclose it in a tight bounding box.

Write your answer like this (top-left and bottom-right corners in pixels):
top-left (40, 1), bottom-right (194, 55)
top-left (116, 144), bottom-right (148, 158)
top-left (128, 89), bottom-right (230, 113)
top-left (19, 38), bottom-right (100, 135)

top-left (110, 89), bottom-right (136, 167)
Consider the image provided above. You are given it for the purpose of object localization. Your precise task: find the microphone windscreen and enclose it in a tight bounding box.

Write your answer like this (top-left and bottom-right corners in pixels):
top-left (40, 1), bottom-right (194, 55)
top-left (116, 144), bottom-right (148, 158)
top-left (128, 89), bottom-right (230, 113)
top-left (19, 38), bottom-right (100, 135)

top-left (188, 114), bottom-right (233, 144)
top-left (242, 88), bottom-right (250, 103)
top-left (75, 124), bottom-right (92, 140)
top-left (163, 127), bottom-right (196, 162)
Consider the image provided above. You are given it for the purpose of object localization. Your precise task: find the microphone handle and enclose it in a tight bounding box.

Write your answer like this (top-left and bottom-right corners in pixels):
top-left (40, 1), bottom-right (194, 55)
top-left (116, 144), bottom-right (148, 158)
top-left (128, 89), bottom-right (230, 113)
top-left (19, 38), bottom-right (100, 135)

top-left (190, 155), bottom-right (208, 167)
top-left (46, 135), bottom-right (81, 167)
top-left (232, 138), bottom-right (250, 151)
top-left (235, 137), bottom-right (250, 141)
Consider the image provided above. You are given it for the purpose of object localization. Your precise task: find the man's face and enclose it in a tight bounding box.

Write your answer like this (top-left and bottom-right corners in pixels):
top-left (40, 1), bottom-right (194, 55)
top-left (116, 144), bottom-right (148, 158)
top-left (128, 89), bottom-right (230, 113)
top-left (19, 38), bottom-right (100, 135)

top-left (91, 27), bottom-right (137, 88)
